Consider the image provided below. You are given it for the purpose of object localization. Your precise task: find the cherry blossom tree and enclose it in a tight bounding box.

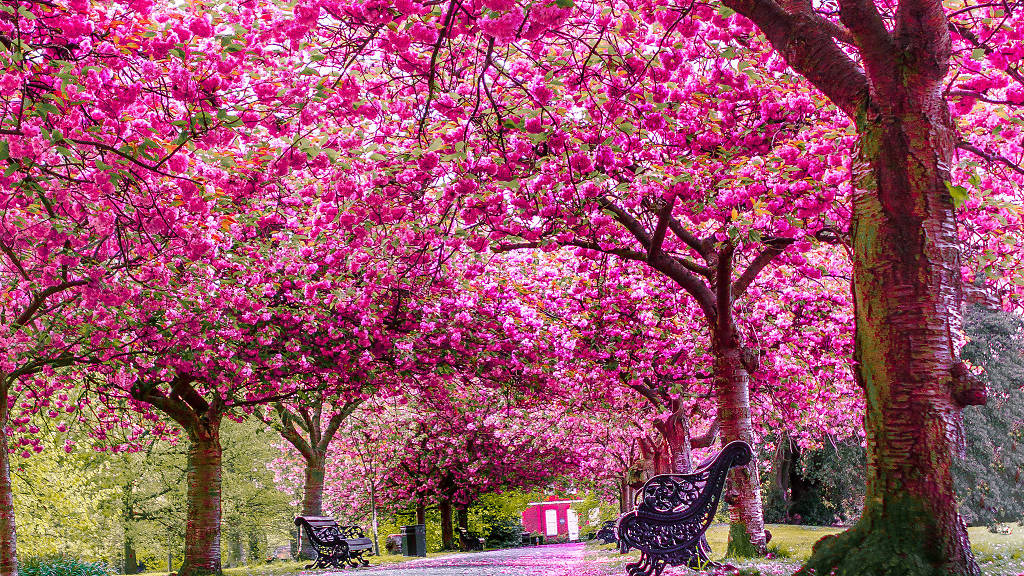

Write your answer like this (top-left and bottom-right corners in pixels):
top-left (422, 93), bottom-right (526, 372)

top-left (285, 0), bottom-right (1024, 568)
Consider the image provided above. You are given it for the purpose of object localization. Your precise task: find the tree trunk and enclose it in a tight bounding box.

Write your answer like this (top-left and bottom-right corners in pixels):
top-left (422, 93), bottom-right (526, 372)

top-left (618, 479), bottom-right (630, 514)
top-left (369, 482), bottom-right (380, 556)
top-left (180, 423), bottom-right (223, 576)
top-left (715, 341), bottom-right (767, 557)
top-left (439, 498), bottom-right (454, 550)
top-left (124, 537), bottom-right (139, 575)
top-left (800, 92), bottom-right (981, 576)
top-left (0, 383), bottom-right (18, 576)
top-left (660, 411), bottom-right (694, 474)
top-left (416, 503), bottom-right (426, 525)
top-left (456, 507), bottom-right (470, 551)
top-left (301, 458), bottom-right (326, 516)
top-left (298, 455), bottom-right (326, 559)
top-left (773, 436), bottom-right (803, 522)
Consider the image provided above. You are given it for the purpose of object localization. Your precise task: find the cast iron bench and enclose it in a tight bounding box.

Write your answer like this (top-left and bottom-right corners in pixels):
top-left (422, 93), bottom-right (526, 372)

top-left (596, 520), bottom-right (618, 544)
top-left (294, 516), bottom-right (373, 569)
top-left (616, 441), bottom-right (752, 576)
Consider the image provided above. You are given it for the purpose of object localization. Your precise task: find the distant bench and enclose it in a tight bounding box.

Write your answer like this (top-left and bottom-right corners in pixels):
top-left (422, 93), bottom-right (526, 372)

top-left (595, 520), bottom-right (617, 544)
top-left (294, 516), bottom-right (373, 569)
top-left (457, 526), bottom-right (484, 551)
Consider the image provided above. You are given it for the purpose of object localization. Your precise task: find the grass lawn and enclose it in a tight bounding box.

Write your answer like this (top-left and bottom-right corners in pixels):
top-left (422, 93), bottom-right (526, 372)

top-left (120, 550), bottom-right (466, 576)
top-left (588, 523), bottom-right (1024, 575)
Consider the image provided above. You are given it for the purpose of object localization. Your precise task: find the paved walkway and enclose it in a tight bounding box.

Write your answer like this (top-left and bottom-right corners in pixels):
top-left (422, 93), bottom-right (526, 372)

top-left (331, 543), bottom-right (587, 576)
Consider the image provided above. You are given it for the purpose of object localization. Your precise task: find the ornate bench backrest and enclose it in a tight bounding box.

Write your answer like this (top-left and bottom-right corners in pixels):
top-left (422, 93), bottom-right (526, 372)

top-left (295, 516), bottom-right (344, 546)
top-left (337, 525), bottom-right (367, 540)
top-left (636, 441), bottom-right (752, 523)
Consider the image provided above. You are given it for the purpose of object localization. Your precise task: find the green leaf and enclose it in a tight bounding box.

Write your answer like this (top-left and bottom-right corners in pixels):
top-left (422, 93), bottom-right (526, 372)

top-left (945, 181), bottom-right (969, 209)
top-left (554, 0), bottom-right (574, 7)
top-left (0, 140), bottom-right (8, 161)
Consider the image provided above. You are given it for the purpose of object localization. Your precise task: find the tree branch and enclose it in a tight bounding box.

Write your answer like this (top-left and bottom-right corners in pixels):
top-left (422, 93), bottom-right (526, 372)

top-left (721, 0), bottom-right (869, 117)
top-left (647, 199), bottom-right (674, 260)
top-left (958, 141), bottom-right (1024, 176)
top-left (732, 238), bottom-right (794, 300)
top-left (274, 403), bottom-right (315, 462)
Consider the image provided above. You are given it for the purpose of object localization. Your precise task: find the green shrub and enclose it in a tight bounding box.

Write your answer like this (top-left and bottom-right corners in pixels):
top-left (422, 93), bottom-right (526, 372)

top-left (20, 556), bottom-right (111, 576)
top-left (484, 515), bottom-right (526, 548)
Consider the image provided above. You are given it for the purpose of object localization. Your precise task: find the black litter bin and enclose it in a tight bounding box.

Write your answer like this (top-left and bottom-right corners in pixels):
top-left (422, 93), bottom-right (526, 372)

top-left (401, 524), bottom-right (427, 557)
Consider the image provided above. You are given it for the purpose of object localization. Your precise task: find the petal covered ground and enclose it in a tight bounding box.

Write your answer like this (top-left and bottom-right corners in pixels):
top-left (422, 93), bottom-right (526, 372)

top-left (320, 543), bottom-right (587, 576)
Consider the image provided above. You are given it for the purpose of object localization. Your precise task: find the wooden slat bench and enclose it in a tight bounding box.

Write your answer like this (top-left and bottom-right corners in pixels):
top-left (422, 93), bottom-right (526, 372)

top-left (294, 516), bottom-right (373, 569)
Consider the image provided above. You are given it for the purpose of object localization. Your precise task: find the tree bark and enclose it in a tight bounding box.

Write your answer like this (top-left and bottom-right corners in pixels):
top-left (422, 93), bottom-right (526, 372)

top-left (715, 340), bottom-right (768, 557)
top-left (456, 507), bottom-right (470, 551)
top-left (416, 502), bottom-right (426, 525)
top-left (618, 479), bottom-right (630, 514)
top-left (124, 537), bottom-right (139, 575)
top-left (800, 90), bottom-right (981, 576)
top-left (180, 421), bottom-right (223, 576)
top-left (439, 498), bottom-right (454, 550)
top-left (298, 454), bottom-right (326, 559)
top-left (301, 457), bottom-right (326, 516)
top-left (0, 381), bottom-right (17, 576)
top-left (662, 412), bottom-right (694, 474)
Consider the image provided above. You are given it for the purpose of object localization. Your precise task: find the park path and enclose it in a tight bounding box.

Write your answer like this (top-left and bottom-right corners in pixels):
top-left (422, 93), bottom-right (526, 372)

top-left (323, 543), bottom-right (588, 576)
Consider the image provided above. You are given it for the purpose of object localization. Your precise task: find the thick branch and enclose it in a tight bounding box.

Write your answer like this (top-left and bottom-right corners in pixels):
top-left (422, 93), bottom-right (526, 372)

top-left (275, 404), bottom-right (315, 462)
top-left (647, 199), bottom-right (674, 260)
top-left (169, 375), bottom-right (209, 416)
top-left (894, 0), bottom-right (952, 82)
top-left (667, 218), bottom-right (712, 258)
top-left (318, 398), bottom-right (365, 453)
top-left (133, 385), bottom-right (197, 431)
top-left (837, 0), bottom-right (895, 80)
top-left (722, 0), bottom-right (869, 116)
top-left (600, 196), bottom-right (717, 319)
top-left (14, 280), bottom-right (90, 329)
top-left (715, 242), bottom-right (735, 339)
top-left (692, 419), bottom-right (720, 449)
top-left (732, 238), bottom-right (794, 300)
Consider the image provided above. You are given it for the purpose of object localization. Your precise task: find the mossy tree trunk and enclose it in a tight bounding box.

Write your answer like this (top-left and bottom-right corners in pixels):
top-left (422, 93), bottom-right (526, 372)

top-left (799, 96), bottom-right (982, 576)
top-left (0, 380), bottom-right (17, 576)
top-left (130, 375), bottom-right (226, 576)
top-left (297, 455), bottom-right (326, 559)
top-left (715, 0), bottom-right (984, 571)
top-left (301, 459), bottom-right (326, 517)
top-left (124, 536), bottom-right (139, 574)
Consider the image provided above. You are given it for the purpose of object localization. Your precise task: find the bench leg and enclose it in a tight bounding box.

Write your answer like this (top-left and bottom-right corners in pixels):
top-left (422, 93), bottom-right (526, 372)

top-left (625, 552), bottom-right (666, 576)
top-left (348, 552), bottom-right (369, 568)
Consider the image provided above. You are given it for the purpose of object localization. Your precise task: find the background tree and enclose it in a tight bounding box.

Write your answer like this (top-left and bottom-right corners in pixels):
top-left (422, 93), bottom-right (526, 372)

top-left (955, 304), bottom-right (1024, 528)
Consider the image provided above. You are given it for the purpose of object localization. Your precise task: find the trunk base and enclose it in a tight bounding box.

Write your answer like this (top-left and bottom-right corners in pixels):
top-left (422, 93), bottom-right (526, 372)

top-left (725, 522), bottom-right (761, 559)
top-left (798, 497), bottom-right (979, 576)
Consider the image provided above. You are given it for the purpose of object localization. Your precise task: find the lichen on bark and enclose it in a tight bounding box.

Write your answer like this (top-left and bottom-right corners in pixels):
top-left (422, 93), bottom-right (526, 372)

top-left (799, 496), bottom-right (946, 576)
top-left (726, 522), bottom-right (760, 559)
